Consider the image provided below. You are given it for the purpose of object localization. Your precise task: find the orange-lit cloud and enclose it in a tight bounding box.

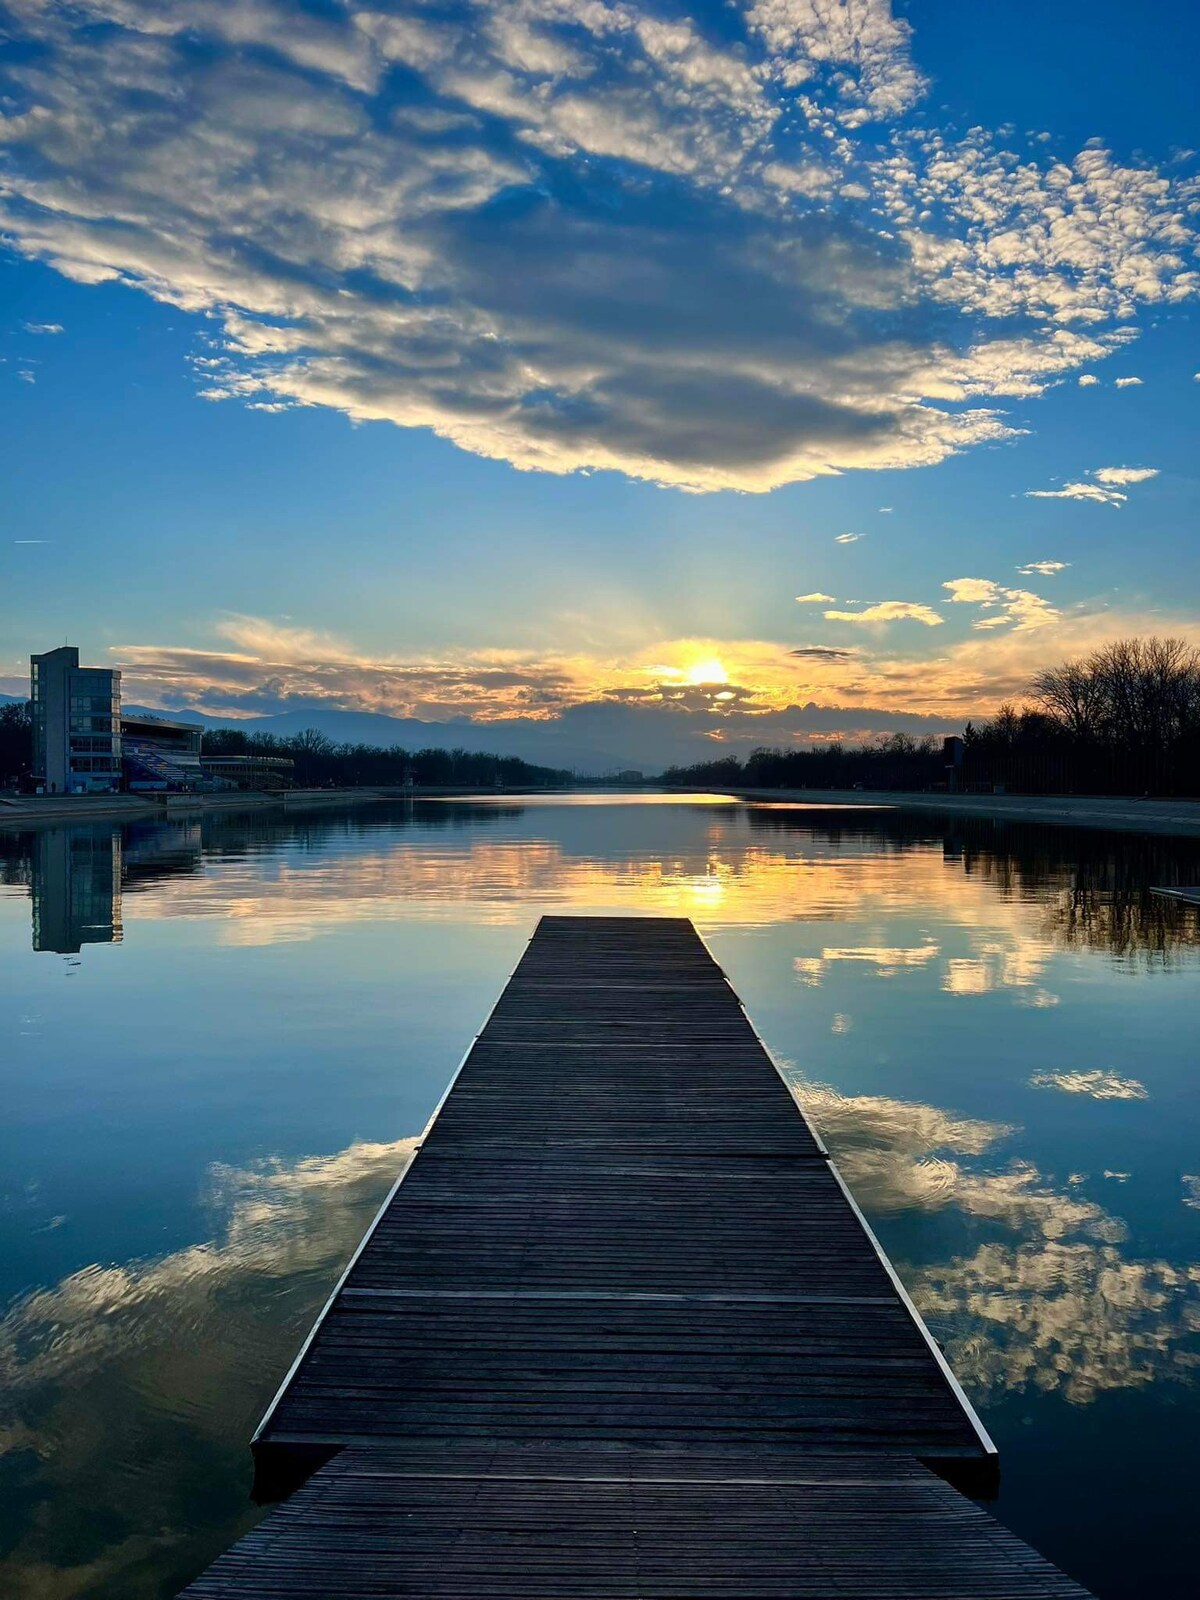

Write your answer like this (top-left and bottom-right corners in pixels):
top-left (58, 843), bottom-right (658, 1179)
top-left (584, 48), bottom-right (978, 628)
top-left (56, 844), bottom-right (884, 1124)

top-left (104, 601), bottom-right (1200, 750)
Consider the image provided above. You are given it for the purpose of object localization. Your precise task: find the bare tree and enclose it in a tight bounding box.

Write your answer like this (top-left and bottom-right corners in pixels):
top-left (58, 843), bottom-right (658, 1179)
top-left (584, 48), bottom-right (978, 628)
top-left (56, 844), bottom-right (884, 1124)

top-left (1032, 637), bottom-right (1200, 753)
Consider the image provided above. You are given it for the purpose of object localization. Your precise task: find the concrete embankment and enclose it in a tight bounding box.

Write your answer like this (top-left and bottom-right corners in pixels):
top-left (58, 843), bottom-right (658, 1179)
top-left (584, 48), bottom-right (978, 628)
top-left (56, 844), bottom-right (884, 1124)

top-left (720, 787), bottom-right (1200, 837)
top-left (0, 787), bottom-right (392, 829)
top-left (0, 785), bottom-right (575, 830)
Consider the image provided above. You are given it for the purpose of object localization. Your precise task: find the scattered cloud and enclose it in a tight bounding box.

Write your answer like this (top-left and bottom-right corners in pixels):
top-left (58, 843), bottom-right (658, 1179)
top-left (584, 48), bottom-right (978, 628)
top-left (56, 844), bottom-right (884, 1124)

top-left (942, 577), bottom-right (1058, 631)
top-left (1114, 376), bottom-right (1144, 388)
top-left (1077, 374), bottom-right (1100, 386)
top-left (21, 321), bottom-right (63, 334)
top-left (835, 532), bottom-right (864, 544)
top-left (1029, 1069), bottom-right (1149, 1101)
top-left (878, 506), bottom-right (894, 513)
top-left (796, 591), bottom-right (836, 603)
top-left (1016, 560), bottom-right (1069, 576)
top-left (104, 597), bottom-right (1200, 747)
top-left (943, 578), bottom-right (1001, 605)
top-left (1027, 465), bottom-right (1158, 506)
top-left (1093, 466), bottom-right (1158, 485)
top-left (824, 601), bottom-right (944, 626)
top-left (17, 370), bottom-right (35, 384)
top-left (0, 1), bottom-right (1193, 491)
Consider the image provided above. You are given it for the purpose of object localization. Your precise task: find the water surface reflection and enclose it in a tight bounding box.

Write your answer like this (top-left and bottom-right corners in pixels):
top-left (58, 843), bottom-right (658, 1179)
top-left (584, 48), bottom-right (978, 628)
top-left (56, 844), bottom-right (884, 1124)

top-left (1, 797), bottom-right (1198, 1598)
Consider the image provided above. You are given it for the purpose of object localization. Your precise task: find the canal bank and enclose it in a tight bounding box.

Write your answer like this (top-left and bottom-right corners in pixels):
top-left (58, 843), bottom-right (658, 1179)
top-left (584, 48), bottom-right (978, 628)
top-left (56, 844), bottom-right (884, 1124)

top-left (0, 785), bottom-right (579, 830)
top-left (718, 787), bottom-right (1200, 837)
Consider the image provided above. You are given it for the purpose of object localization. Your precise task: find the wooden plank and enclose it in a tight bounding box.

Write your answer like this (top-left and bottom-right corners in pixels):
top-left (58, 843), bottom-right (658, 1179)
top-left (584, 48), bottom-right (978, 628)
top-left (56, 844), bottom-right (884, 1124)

top-left (181, 1445), bottom-right (1092, 1599)
top-left (177, 918), bottom-right (1094, 1599)
top-left (251, 917), bottom-right (994, 1494)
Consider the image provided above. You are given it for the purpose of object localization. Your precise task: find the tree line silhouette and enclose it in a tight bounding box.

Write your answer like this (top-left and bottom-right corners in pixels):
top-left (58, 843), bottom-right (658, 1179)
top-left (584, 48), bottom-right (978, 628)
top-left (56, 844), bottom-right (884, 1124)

top-left (198, 727), bottom-right (571, 789)
top-left (665, 638), bottom-right (1200, 797)
top-left (5, 637), bottom-right (1199, 796)
top-left (0, 703), bottom-right (570, 790)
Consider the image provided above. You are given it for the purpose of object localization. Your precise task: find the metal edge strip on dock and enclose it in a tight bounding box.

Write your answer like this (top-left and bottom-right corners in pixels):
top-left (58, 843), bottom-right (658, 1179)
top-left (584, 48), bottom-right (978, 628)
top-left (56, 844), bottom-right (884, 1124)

top-left (250, 924), bottom-right (540, 1453)
top-left (691, 925), bottom-right (997, 1466)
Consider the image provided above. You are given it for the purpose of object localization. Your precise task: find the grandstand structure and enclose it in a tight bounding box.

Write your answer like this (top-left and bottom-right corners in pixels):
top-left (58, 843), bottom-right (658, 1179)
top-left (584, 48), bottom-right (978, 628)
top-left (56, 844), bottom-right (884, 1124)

top-left (120, 712), bottom-right (205, 791)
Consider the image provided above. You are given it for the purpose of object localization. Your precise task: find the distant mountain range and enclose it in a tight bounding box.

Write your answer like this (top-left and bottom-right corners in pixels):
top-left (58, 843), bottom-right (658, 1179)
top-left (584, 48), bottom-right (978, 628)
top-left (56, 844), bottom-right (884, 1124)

top-left (1, 693), bottom-right (956, 775)
top-left (144, 704), bottom-right (637, 775)
top-left (0, 693), bottom-right (634, 775)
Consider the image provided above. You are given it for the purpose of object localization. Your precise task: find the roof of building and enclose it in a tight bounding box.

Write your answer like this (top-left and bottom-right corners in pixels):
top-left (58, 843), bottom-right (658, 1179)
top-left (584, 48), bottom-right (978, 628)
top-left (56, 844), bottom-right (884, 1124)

top-left (121, 712), bottom-right (204, 734)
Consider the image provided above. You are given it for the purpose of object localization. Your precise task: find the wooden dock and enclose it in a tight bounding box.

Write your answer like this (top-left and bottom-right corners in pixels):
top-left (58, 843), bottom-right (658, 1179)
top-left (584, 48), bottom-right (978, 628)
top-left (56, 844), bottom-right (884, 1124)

top-left (180, 916), bottom-right (1092, 1598)
top-left (1151, 885), bottom-right (1200, 906)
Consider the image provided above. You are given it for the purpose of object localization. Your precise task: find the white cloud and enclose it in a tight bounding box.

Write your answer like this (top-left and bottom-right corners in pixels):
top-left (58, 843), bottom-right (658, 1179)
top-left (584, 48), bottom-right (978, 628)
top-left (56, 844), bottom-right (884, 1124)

top-left (21, 321), bottom-right (63, 334)
top-left (1027, 465), bottom-right (1158, 506)
top-left (1114, 376), bottom-right (1143, 387)
top-left (834, 532), bottom-right (863, 544)
top-left (747, 0), bottom-right (926, 120)
top-left (1027, 481), bottom-right (1122, 505)
top-left (942, 577), bottom-right (1058, 632)
top-left (0, 1), bottom-right (1193, 490)
top-left (796, 591), bottom-right (836, 603)
top-left (1077, 373), bottom-right (1099, 386)
top-left (1016, 560), bottom-right (1069, 576)
top-left (943, 578), bottom-right (1001, 604)
top-left (1093, 466), bottom-right (1158, 485)
top-left (1029, 1069), bottom-right (1149, 1101)
top-left (824, 601), bottom-right (944, 626)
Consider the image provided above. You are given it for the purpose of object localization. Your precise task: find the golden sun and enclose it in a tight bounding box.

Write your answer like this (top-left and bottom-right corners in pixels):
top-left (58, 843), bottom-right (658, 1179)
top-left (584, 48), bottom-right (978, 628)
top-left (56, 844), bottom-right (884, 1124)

top-left (684, 657), bottom-right (729, 686)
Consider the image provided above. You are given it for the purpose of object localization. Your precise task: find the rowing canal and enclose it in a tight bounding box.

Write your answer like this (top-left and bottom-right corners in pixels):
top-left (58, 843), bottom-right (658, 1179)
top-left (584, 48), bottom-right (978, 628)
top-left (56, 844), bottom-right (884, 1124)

top-left (2, 794), bottom-right (1199, 1598)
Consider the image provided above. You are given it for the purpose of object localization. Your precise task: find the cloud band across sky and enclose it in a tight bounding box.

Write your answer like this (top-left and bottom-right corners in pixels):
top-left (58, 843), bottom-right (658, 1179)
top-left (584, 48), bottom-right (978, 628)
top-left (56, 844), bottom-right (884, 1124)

top-left (1, 0), bottom-right (1196, 490)
top-left (0, 594), bottom-right (1181, 762)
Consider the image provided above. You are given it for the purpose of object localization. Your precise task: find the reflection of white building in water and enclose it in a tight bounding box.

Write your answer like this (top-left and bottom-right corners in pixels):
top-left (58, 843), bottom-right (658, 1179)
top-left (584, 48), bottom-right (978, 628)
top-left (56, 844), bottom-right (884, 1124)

top-left (31, 646), bottom-right (122, 794)
top-left (32, 828), bottom-right (123, 952)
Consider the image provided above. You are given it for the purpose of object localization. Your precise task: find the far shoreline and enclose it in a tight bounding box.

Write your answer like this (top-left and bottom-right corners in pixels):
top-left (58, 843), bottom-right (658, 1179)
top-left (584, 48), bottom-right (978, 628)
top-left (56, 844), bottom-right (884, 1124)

top-left (707, 787), bottom-right (1200, 838)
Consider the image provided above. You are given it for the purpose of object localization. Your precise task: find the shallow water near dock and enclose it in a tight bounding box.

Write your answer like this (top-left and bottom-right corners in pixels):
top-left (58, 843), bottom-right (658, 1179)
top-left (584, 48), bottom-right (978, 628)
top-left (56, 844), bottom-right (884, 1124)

top-left (2, 795), bottom-right (1199, 1599)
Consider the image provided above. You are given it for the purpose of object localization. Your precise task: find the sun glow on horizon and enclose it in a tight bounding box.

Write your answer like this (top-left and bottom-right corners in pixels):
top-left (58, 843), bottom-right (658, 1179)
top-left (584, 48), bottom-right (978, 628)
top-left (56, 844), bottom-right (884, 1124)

top-left (683, 656), bottom-right (729, 686)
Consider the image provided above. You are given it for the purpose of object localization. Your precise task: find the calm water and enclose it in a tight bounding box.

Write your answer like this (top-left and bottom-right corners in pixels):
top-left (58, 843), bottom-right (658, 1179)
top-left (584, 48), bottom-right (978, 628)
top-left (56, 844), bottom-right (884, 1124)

top-left (2, 796), bottom-right (1199, 1598)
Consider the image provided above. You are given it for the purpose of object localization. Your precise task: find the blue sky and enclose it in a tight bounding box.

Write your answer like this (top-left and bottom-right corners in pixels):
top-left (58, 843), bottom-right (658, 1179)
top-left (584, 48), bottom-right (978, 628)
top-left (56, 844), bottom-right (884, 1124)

top-left (1, 0), bottom-right (1197, 754)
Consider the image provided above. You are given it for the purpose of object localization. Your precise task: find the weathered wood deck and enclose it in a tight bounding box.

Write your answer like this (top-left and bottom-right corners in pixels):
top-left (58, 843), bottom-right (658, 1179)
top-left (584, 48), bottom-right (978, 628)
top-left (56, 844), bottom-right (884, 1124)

top-left (180, 916), bottom-right (1092, 1598)
top-left (1151, 885), bottom-right (1200, 906)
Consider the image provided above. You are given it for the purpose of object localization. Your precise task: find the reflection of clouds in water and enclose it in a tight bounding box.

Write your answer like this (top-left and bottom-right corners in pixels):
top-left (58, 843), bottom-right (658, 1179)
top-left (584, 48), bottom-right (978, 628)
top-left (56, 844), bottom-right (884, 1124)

top-left (1183, 1176), bottom-right (1200, 1210)
top-left (1, 1140), bottom-right (416, 1389)
top-left (794, 941), bottom-right (939, 984)
top-left (107, 834), bottom-right (1082, 950)
top-left (795, 1081), bottom-right (1117, 1240)
top-left (942, 936), bottom-right (1054, 996)
top-left (790, 1078), bottom-right (1200, 1402)
top-left (789, 922), bottom-right (1060, 1005)
top-left (0, 1138), bottom-right (414, 1599)
top-left (1029, 1069), bottom-right (1148, 1101)
top-left (1015, 987), bottom-right (1060, 1008)
top-left (919, 1244), bottom-right (1200, 1405)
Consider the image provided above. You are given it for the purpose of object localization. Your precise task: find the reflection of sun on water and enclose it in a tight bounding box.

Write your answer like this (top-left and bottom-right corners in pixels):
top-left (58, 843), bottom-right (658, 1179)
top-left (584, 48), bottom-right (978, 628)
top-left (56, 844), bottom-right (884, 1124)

top-left (685, 871), bottom-right (727, 908)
